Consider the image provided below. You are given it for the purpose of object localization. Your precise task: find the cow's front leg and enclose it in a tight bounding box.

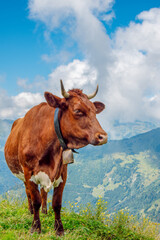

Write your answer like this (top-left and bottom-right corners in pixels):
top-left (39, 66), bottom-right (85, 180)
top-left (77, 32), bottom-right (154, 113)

top-left (25, 172), bottom-right (42, 234)
top-left (24, 182), bottom-right (33, 214)
top-left (52, 165), bottom-right (67, 236)
top-left (41, 188), bottom-right (48, 214)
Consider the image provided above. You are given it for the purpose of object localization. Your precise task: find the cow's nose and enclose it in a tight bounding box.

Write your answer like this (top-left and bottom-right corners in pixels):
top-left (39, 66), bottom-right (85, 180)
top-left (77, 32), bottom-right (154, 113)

top-left (95, 133), bottom-right (108, 145)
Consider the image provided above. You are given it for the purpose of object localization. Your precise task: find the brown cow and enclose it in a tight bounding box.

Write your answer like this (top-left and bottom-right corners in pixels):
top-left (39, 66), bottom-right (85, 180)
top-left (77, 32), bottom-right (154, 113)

top-left (4, 80), bottom-right (107, 236)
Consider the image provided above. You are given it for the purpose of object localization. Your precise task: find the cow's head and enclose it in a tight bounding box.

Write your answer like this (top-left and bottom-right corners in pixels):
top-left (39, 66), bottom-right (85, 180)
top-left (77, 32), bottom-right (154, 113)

top-left (44, 80), bottom-right (108, 149)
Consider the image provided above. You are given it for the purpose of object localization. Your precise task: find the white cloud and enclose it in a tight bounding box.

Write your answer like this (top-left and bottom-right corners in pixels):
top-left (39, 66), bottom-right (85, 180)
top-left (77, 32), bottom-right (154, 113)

top-left (29, 0), bottom-right (114, 29)
top-left (0, 90), bottom-right (43, 119)
top-left (17, 76), bottom-right (47, 92)
top-left (28, 2), bottom-right (160, 132)
top-left (115, 8), bottom-right (160, 55)
top-left (105, 7), bottom-right (160, 124)
top-left (41, 50), bottom-right (74, 65)
top-left (28, 0), bottom-right (113, 90)
top-left (17, 78), bottom-right (30, 89)
top-left (12, 92), bottom-right (43, 108)
top-left (48, 59), bottom-right (97, 93)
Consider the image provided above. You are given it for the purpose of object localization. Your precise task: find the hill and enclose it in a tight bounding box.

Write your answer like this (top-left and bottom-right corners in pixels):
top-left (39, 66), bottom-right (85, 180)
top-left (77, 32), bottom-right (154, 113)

top-left (0, 119), bottom-right (13, 151)
top-left (64, 128), bottom-right (160, 222)
top-left (0, 120), bottom-right (160, 223)
top-left (109, 120), bottom-right (160, 140)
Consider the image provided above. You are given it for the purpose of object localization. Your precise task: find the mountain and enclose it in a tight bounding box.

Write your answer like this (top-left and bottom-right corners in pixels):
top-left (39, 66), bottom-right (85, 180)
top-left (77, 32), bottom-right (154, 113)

top-left (64, 128), bottom-right (160, 222)
top-left (0, 119), bottom-right (13, 151)
top-left (0, 119), bottom-right (22, 193)
top-left (109, 120), bottom-right (160, 139)
top-left (0, 119), bottom-right (160, 222)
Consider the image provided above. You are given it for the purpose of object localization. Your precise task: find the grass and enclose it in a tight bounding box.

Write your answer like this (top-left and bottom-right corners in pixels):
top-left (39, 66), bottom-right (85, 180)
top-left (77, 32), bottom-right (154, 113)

top-left (0, 196), bottom-right (159, 240)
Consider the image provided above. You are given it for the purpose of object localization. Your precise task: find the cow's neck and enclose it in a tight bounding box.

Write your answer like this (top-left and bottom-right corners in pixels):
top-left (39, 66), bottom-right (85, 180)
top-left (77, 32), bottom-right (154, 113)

top-left (54, 108), bottom-right (78, 166)
top-left (54, 108), bottom-right (68, 150)
top-left (54, 108), bottom-right (78, 153)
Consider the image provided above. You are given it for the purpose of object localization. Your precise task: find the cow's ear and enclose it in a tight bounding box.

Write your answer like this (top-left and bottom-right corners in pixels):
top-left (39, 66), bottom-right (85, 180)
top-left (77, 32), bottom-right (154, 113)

top-left (93, 101), bottom-right (105, 114)
top-left (44, 92), bottom-right (68, 109)
top-left (44, 92), bottom-right (62, 108)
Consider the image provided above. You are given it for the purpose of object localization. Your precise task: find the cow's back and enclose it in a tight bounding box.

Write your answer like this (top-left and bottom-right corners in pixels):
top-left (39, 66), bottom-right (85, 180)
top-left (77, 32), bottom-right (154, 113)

top-left (5, 117), bottom-right (24, 174)
top-left (5, 102), bottom-right (56, 176)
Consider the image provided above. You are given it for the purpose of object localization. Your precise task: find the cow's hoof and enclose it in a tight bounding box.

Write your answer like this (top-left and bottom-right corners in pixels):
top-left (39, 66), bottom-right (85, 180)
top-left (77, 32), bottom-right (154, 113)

top-left (30, 220), bottom-right (41, 234)
top-left (54, 219), bottom-right (64, 236)
top-left (56, 229), bottom-right (64, 236)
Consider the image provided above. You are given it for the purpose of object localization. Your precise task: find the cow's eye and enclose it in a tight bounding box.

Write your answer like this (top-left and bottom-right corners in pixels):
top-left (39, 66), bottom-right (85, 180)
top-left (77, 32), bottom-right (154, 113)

top-left (74, 109), bottom-right (84, 116)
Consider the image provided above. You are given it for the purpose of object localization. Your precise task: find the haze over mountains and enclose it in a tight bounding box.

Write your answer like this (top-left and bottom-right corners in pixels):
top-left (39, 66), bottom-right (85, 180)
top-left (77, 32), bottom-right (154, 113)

top-left (0, 119), bottom-right (160, 222)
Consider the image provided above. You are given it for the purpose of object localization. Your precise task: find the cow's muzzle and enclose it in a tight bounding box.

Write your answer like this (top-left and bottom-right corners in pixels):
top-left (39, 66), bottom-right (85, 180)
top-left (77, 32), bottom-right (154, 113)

top-left (92, 132), bottom-right (108, 146)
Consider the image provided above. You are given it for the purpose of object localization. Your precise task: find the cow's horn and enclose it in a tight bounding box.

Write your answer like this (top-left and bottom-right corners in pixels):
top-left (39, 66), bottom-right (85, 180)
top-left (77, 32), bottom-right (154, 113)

top-left (87, 85), bottom-right (99, 99)
top-left (60, 79), bottom-right (70, 98)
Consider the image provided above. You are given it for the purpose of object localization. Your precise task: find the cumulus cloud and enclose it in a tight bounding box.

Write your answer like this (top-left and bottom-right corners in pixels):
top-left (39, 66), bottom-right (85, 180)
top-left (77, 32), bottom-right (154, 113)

top-left (28, 2), bottom-right (160, 132)
top-left (13, 92), bottom-right (43, 108)
top-left (29, 0), bottom-right (114, 28)
top-left (48, 59), bottom-right (97, 94)
top-left (0, 90), bottom-right (43, 119)
top-left (28, 0), bottom-right (113, 91)
top-left (17, 78), bottom-right (30, 89)
top-left (106, 8), bottom-right (160, 123)
top-left (17, 76), bottom-right (47, 92)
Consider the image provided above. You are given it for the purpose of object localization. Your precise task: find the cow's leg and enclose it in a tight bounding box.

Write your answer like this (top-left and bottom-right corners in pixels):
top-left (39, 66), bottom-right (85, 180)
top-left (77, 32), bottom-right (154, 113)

top-left (52, 165), bottom-right (67, 236)
top-left (24, 182), bottom-right (33, 214)
top-left (41, 188), bottom-right (48, 214)
top-left (24, 172), bottom-right (42, 234)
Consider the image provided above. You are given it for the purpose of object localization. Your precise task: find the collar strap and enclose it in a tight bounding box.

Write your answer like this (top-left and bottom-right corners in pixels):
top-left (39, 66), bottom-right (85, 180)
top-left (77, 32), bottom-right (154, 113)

top-left (54, 108), bottom-right (67, 150)
top-left (54, 108), bottom-right (78, 153)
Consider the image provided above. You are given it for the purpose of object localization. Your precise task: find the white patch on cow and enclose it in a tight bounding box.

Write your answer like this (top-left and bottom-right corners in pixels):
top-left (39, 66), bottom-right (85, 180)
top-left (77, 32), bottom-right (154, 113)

top-left (30, 171), bottom-right (52, 193)
top-left (13, 172), bottom-right (25, 182)
top-left (30, 172), bottom-right (63, 192)
top-left (53, 176), bottom-right (63, 188)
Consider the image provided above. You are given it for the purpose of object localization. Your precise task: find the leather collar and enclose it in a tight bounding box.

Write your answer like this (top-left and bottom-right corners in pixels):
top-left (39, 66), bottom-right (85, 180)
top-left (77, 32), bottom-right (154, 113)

top-left (54, 108), bottom-right (78, 153)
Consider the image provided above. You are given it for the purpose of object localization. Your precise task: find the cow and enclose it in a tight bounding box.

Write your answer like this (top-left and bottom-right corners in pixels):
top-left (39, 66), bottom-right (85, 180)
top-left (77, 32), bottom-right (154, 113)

top-left (4, 80), bottom-right (108, 236)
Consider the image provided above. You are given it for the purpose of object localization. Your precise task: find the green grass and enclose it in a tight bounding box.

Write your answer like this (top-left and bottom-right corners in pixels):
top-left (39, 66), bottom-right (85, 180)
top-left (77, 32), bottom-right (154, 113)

top-left (0, 197), bottom-right (159, 240)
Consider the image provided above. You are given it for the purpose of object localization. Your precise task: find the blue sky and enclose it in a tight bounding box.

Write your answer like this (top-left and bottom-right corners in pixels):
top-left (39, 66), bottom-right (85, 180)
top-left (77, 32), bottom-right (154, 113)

top-left (111, 0), bottom-right (160, 28)
top-left (0, 0), bottom-right (159, 94)
top-left (0, 0), bottom-right (50, 94)
top-left (0, 0), bottom-right (160, 130)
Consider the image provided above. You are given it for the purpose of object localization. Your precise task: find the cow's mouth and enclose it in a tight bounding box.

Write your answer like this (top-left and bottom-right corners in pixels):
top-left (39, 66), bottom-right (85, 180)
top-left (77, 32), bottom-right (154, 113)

top-left (91, 133), bottom-right (108, 146)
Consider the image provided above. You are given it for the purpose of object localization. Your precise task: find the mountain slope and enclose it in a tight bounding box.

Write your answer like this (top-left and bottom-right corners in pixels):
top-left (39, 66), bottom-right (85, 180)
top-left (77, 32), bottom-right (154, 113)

top-left (64, 128), bottom-right (160, 222)
top-left (0, 120), bottom-right (160, 222)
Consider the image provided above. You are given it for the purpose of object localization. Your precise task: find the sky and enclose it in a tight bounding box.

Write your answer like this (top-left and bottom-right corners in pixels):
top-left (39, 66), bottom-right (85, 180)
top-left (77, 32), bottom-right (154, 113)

top-left (0, 0), bottom-right (160, 134)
